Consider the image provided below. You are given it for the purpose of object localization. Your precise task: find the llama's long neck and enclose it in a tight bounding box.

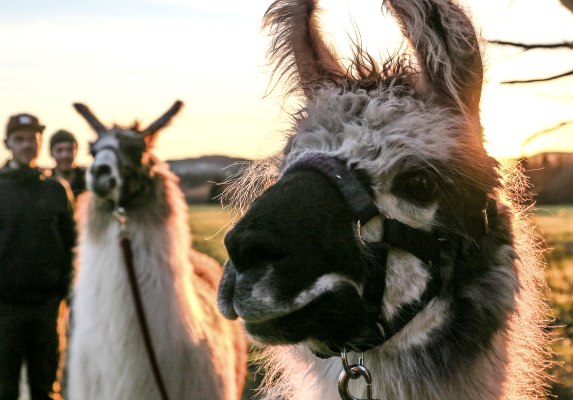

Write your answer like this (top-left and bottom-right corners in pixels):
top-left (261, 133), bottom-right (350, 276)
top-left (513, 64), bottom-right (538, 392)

top-left (78, 162), bottom-right (203, 327)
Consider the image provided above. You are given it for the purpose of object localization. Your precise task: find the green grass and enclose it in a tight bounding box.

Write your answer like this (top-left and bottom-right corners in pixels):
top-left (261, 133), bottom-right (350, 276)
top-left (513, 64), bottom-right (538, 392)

top-left (188, 205), bottom-right (234, 265)
top-left (188, 205), bottom-right (262, 400)
top-left (534, 205), bottom-right (573, 243)
top-left (533, 205), bottom-right (573, 398)
top-left (189, 204), bottom-right (573, 398)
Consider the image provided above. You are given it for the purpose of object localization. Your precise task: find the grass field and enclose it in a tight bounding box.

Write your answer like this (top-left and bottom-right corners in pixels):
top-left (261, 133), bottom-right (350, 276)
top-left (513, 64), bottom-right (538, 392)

top-left (189, 204), bottom-right (573, 399)
top-left (188, 205), bottom-right (235, 265)
top-left (534, 205), bottom-right (573, 399)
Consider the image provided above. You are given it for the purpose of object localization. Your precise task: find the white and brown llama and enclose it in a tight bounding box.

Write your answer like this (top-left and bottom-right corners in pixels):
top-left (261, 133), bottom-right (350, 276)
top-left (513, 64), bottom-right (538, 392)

top-left (67, 101), bottom-right (246, 400)
top-left (217, 0), bottom-right (550, 399)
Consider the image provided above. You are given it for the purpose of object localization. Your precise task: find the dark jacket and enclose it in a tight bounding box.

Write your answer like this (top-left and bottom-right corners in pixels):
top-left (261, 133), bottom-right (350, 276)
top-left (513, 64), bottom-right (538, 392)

top-left (52, 167), bottom-right (87, 199)
top-left (49, 166), bottom-right (87, 200)
top-left (0, 163), bottom-right (76, 305)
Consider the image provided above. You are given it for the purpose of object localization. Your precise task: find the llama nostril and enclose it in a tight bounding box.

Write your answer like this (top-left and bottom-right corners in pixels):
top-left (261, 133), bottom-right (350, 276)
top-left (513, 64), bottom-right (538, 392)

top-left (225, 231), bottom-right (286, 273)
top-left (93, 164), bottom-right (112, 178)
top-left (90, 165), bottom-right (117, 196)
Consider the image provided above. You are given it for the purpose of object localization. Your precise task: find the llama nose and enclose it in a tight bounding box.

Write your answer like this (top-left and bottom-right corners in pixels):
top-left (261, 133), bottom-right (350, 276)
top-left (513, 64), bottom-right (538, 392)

top-left (91, 164), bottom-right (117, 196)
top-left (224, 227), bottom-right (286, 273)
top-left (92, 164), bottom-right (112, 179)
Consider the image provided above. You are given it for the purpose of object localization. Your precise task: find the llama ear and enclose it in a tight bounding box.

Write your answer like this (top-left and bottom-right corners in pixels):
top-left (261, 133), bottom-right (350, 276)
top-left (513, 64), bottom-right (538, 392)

top-left (142, 100), bottom-right (183, 138)
top-left (73, 103), bottom-right (107, 134)
top-left (385, 0), bottom-right (483, 115)
top-left (263, 0), bottom-right (346, 98)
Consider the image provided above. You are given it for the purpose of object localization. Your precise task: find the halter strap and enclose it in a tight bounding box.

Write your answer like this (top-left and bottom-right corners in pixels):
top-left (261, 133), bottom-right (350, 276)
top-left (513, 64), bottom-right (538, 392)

top-left (282, 154), bottom-right (379, 224)
top-left (282, 153), bottom-right (446, 263)
top-left (283, 152), bottom-right (494, 353)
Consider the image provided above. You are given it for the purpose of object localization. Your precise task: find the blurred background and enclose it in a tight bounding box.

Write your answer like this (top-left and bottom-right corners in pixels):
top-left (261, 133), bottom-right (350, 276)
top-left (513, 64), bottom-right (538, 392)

top-left (1, 0), bottom-right (571, 398)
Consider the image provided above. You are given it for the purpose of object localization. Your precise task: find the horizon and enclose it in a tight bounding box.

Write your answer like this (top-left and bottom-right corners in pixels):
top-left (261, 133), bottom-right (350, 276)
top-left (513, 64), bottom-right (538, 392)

top-left (1, 0), bottom-right (572, 168)
top-left (32, 149), bottom-right (573, 171)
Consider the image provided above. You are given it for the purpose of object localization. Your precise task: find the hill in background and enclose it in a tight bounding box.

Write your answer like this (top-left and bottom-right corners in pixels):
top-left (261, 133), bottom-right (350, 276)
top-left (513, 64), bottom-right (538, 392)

top-left (523, 152), bottom-right (573, 204)
top-left (167, 155), bottom-right (247, 204)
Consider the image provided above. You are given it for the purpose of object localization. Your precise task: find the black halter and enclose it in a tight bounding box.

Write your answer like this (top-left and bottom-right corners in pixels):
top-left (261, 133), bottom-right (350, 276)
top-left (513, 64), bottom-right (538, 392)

top-left (282, 152), bottom-right (494, 353)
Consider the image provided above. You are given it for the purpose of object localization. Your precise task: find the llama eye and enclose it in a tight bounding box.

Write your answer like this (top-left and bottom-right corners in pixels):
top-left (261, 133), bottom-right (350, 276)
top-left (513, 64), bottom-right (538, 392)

top-left (396, 173), bottom-right (438, 204)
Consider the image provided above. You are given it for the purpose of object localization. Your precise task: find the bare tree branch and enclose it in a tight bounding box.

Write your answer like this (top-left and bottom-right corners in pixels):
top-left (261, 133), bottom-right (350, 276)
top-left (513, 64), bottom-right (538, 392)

top-left (488, 40), bottom-right (573, 50)
top-left (561, 0), bottom-right (573, 13)
top-left (521, 120), bottom-right (573, 150)
top-left (501, 68), bottom-right (573, 84)
top-left (489, 39), bottom-right (573, 84)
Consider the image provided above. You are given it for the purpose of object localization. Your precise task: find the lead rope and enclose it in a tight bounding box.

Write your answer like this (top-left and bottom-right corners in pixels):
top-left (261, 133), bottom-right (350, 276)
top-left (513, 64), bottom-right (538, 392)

top-left (338, 349), bottom-right (379, 400)
top-left (113, 207), bottom-right (170, 400)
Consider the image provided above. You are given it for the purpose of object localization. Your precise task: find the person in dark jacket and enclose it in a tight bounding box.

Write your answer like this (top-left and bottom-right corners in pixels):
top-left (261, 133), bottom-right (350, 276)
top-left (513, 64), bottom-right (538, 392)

top-left (0, 113), bottom-right (76, 400)
top-left (47, 129), bottom-right (86, 202)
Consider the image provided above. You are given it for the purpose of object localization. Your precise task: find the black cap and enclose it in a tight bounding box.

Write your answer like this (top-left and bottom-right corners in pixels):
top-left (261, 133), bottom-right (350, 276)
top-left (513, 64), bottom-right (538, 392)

top-left (6, 113), bottom-right (45, 137)
top-left (49, 129), bottom-right (77, 150)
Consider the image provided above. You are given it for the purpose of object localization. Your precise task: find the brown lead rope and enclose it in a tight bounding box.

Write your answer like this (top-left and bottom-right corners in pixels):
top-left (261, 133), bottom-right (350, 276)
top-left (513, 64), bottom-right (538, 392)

top-left (115, 208), bottom-right (170, 400)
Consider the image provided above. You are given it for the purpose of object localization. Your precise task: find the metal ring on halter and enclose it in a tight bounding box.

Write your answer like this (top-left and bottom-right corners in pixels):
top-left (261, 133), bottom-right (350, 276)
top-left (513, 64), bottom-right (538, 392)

top-left (113, 207), bottom-right (128, 236)
top-left (341, 348), bottom-right (352, 376)
top-left (338, 365), bottom-right (377, 400)
top-left (341, 348), bottom-right (365, 375)
top-left (482, 207), bottom-right (489, 234)
top-left (338, 349), bottom-right (378, 400)
top-left (357, 221), bottom-right (365, 245)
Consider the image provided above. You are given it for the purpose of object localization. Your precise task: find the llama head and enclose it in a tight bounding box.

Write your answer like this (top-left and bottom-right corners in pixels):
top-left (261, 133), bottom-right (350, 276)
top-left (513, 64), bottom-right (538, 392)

top-left (218, 0), bottom-right (517, 358)
top-left (73, 101), bottom-right (182, 205)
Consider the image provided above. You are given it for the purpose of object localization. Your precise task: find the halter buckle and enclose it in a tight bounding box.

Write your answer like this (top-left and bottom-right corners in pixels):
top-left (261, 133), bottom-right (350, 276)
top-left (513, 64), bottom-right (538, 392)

top-left (482, 207), bottom-right (489, 234)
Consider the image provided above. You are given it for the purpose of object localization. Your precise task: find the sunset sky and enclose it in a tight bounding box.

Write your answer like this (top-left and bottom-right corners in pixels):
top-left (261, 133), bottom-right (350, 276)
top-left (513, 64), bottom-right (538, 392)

top-left (0, 0), bottom-right (572, 168)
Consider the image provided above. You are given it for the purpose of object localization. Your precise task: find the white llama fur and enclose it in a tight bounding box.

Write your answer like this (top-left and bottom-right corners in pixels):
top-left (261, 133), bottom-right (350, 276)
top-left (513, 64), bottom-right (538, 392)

top-left (68, 162), bottom-right (246, 400)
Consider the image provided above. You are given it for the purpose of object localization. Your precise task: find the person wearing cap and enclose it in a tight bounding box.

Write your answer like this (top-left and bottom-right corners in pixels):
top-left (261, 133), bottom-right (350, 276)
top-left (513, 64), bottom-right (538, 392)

top-left (0, 113), bottom-right (76, 400)
top-left (48, 130), bottom-right (86, 201)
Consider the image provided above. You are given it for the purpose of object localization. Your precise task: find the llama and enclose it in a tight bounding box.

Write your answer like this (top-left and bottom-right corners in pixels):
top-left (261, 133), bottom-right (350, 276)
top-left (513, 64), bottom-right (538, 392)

top-left (67, 101), bottom-right (247, 400)
top-left (217, 1), bottom-right (550, 399)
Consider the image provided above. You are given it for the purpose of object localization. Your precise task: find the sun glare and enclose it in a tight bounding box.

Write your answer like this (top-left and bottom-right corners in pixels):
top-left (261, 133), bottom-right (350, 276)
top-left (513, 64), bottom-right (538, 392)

top-left (317, 0), bottom-right (573, 161)
top-left (480, 85), bottom-right (531, 159)
top-left (481, 80), bottom-right (573, 160)
top-left (318, 0), bottom-right (403, 66)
